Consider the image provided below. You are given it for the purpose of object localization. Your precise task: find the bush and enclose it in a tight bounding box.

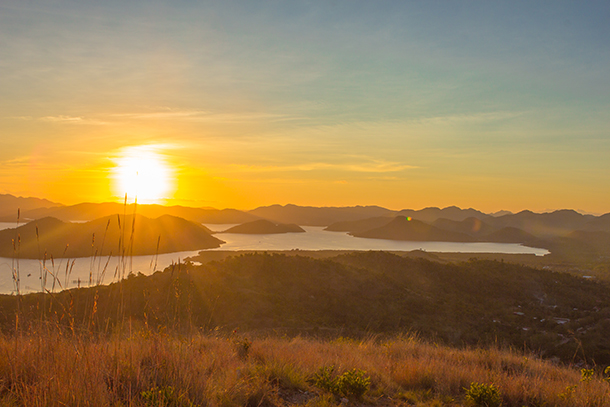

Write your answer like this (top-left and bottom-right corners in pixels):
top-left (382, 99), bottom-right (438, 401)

top-left (464, 382), bottom-right (502, 407)
top-left (313, 366), bottom-right (338, 393)
top-left (335, 369), bottom-right (371, 398)
top-left (141, 386), bottom-right (196, 406)
top-left (312, 366), bottom-right (370, 398)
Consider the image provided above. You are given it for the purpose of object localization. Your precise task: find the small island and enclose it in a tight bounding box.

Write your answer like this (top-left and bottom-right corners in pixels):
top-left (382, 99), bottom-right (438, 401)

top-left (220, 219), bottom-right (305, 234)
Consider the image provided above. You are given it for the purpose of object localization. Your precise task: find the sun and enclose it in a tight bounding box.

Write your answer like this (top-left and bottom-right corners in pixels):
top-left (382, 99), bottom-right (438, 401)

top-left (112, 146), bottom-right (174, 204)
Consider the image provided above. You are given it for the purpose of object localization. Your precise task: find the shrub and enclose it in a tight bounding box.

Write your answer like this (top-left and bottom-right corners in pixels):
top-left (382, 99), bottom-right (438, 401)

top-left (312, 366), bottom-right (371, 399)
top-left (464, 382), bottom-right (502, 407)
top-left (580, 368), bottom-right (594, 382)
top-left (335, 369), bottom-right (371, 398)
top-left (313, 365), bottom-right (338, 393)
top-left (141, 386), bottom-right (196, 406)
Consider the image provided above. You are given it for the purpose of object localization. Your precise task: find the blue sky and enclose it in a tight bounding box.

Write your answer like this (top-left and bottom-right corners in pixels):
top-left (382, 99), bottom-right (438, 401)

top-left (1, 1), bottom-right (609, 212)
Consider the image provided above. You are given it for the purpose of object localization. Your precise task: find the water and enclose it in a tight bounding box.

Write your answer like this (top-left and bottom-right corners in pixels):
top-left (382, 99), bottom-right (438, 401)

top-left (0, 223), bottom-right (549, 294)
top-left (210, 225), bottom-right (549, 255)
top-left (0, 250), bottom-right (201, 295)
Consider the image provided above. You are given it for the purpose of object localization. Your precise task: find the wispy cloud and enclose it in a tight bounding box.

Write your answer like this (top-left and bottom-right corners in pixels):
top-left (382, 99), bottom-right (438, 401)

top-left (224, 159), bottom-right (417, 174)
top-left (17, 115), bottom-right (111, 125)
top-left (412, 111), bottom-right (524, 126)
top-left (113, 109), bottom-right (299, 123)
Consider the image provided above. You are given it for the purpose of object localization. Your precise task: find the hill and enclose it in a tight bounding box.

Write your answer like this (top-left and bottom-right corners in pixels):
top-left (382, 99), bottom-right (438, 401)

top-left (324, 216), bottom-right (394, 233)
top-left (352, 216), bottom-right (476, 242)
top-left (221, 219), bottom-right (305, 234)
top-left (397, 206), bottom-right (491, 223)
top-left (248, 204), bottom-right (394, 226)
top-left (16, 202), bottom-right (258, 224)
top-left (3, 251), bottom-right (610, 366)
top-left (0, 194), bottom-right (62, 220)
top-left (0, 214), bottom-right (224, 258)
top-left (481, 227), bottom-right (538, 244)
top-left (432, 217), bottom-right (496, 237)
top-left (488, 209), bottom-right (595, 237)
top-left (582, 213), bottom-right (610, 233)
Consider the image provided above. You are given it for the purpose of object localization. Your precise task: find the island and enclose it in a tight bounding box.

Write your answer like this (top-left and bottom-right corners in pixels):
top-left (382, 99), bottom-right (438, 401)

top-left (220, 219), bottom-right (305, 234)
top-left (0, 214), bottom-right (224, 258)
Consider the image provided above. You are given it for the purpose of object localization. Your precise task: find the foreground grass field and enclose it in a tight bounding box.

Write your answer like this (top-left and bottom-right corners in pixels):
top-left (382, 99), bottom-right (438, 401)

top-left (2, 331), bottom-right (610, 406)
top-left (4, 251), bottom-right (610, 405)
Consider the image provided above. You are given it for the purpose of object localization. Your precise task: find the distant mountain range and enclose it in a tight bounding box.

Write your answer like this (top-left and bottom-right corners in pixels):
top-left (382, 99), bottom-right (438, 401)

top-left (0, 194), bottom-right (61, 219)
top-left (1, 195), bottom-right (610, 260)
top-left (0, 200), bottom-right (259, 224)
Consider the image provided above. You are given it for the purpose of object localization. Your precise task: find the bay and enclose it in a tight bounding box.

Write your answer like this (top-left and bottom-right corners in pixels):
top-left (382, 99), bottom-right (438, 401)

top-left (0, 223), bottom-right (548, 294)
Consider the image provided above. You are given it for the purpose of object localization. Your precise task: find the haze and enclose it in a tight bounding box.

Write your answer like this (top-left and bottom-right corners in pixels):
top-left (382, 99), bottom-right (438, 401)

top-left (1, 1), bottom-right (609, 214)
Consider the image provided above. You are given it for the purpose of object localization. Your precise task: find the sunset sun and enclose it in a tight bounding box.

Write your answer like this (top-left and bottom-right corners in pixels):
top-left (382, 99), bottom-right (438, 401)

top-left (112, 146), bottom-right (174, 204)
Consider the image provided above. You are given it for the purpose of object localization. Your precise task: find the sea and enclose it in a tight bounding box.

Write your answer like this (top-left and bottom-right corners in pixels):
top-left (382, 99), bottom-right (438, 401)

top-left (0, 222), bottom-right (549, 294)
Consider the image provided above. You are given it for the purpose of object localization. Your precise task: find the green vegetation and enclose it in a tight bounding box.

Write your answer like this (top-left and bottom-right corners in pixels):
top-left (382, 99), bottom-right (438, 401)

top-left (3, 251), bottom-right (610, 365)
top-left (4, 250), bottom-right (610, 405)
top-left (464, 382), bottom-right (502, 407)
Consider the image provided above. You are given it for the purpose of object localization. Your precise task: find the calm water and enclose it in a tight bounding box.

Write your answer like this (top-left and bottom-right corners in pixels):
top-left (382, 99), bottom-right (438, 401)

top-left (0, 223), bottom-right (548, 294)
top-left (209, 225), bottom-right (549, 254)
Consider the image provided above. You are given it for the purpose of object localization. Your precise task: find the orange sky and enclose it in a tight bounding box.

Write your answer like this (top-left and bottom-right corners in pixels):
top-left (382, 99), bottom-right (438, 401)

top-left (1, 2), bottom-right (609, 214)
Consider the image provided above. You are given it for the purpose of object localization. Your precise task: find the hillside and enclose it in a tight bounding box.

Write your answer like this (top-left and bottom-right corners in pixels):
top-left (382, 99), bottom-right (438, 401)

top-left (397, 206), bottom-right (491, 223)
top-left (248, 204), bottom-right (394, 226)
top-left (4, 251), bottom-right (610, 365)
top-left (481, 226), bottom-right (538, 244)
top-left (3, 332), bottom-right (608, 407)
top-left (221, 219), bottom-right (305, 234)
top-left (352, 217), bottom-right (476, 242)
top-left (432, 217), bottom-right (496, 237)
top-left (488, 209), bottom-right (595, 237)
top-left (0, 214), bottom-right (224, 258)
top-left (324, 216), bottom-right (394, 233)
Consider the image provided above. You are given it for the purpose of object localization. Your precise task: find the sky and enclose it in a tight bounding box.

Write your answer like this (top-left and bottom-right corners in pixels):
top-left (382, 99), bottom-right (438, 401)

top-left (1, 1), bottom-right (609, 214)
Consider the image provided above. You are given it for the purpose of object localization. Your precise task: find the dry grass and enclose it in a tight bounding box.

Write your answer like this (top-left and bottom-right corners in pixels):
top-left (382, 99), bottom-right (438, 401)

top-left (0, 331), bottom-right (608, 407)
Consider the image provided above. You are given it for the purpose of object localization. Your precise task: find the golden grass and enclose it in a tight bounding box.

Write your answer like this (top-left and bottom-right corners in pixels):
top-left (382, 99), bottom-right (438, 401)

top-left (0, 331), bottom-right (608, 407)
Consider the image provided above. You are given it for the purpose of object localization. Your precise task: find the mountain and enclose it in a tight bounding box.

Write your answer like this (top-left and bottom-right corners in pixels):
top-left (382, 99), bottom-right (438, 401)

top-left (0, 214), bottom-right (224, 258)
top-left (248, 204), bottom-right (394, 226)
top-left (481, 227), bottom-right (538, 244)
top-left (489, 210), bottom-right (513, 217)
top-left (221, 220), bottom-right (305, 234)
top-left (581, 213), bottom-right (610, 233)
top-left (16, 202), bottom-right (258, 224)
top-left (432, 217), bottom-right (496, 237)
top-left (0, 194), bottom-right (62, 220)
top-left (352, 216), bottom-right (476, 242)
top-left (247, 204), bottom-right (493, 226)
top-left (488, 209), bottom-right (595, 237)
top-left (324, 216), bottom-right (395, 233)
top-left (396, 206), bottom-right (491, 223)
top-left (565, 230), bottom-right (610, 255)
